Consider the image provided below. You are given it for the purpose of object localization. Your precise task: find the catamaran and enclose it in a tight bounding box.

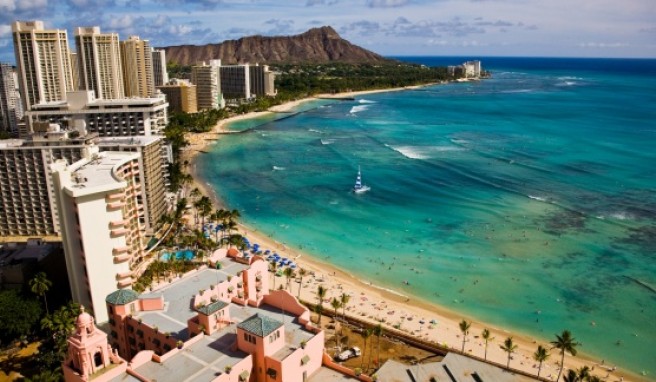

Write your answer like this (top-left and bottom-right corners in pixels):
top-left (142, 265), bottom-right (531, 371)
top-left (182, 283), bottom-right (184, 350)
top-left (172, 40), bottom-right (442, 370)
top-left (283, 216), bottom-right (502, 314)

top-left (353, 166), bottom-right (371, 194)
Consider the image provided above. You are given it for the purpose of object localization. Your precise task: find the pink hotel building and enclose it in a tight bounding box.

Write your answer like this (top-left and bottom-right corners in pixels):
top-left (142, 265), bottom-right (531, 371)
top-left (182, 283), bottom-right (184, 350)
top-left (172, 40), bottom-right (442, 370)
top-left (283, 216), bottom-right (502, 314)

top-left (60, 252), bottom-right (360, 382)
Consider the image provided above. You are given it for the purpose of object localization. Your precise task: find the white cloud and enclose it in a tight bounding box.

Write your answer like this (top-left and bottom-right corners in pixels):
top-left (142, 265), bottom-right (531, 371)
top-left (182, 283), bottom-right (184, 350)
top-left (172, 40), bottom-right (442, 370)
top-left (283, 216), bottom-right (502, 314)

top-left (366, 0), bottom-right (410, 8)
top-left (578, 42), bottom-right (629, 48)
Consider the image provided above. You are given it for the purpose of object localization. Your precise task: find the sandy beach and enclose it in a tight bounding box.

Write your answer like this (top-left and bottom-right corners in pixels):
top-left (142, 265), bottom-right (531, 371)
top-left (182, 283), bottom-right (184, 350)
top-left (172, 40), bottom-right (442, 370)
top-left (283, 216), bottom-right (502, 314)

top-left (180, 88), bottom-right (646, 382)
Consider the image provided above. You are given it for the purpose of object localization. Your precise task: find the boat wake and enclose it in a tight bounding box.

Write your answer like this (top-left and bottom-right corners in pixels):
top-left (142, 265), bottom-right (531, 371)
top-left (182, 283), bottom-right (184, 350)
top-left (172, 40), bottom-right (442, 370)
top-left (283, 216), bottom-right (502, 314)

top-left (272, 166), bottom-right (286, 171)
top-left (321, 139), bottom-right (335, 145)
top-left (350, 105), bottom-right (370, 114)
top-left (358, 99), bottom-right (376, 104)
top-left (387, 144), bottom-right (464, 160)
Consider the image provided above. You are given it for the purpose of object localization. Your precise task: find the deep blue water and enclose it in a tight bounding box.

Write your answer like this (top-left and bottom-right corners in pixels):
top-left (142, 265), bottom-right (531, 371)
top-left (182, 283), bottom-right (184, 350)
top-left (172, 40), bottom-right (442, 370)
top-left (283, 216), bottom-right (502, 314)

top-left (198, 57), bottom-right (656, 376)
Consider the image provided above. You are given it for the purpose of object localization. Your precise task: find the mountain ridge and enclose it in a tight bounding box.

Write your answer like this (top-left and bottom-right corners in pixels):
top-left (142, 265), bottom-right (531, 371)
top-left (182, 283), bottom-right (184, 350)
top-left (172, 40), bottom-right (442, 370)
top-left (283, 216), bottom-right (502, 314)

top-left (161, 26), bottom-right (391, 66)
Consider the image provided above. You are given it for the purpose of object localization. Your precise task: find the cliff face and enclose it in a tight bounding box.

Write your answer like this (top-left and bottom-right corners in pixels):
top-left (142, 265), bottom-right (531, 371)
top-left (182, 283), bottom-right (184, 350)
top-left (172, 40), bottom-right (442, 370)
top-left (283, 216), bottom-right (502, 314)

top-left (162, 26), bottom-right (389, 66)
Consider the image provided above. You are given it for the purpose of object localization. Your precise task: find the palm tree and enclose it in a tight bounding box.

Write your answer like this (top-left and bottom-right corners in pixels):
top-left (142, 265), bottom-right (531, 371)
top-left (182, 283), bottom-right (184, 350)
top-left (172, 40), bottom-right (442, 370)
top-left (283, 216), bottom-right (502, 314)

top-left (283, 267), bottom-right (295, 291)
top-left (361, 328), bottom-right (372, 371)
top-left (373, 324), bottom-right (383, 368)
top-left (330, 298), bottom-right (341, 321)
top-left (533, 345), bottom-right (550, 378)
top-left (551, 330), bottom-right (579, 382)
top-left (576, 366), bottom-right (590, 381)
top-left (500, 337), bottom-right (518, 368)
top-left (459, 319), bottom-right (471, 352)
top-left (198, 196), bottom-right (212, 228)
top-left (340, 292), bottom-right (351, 334)
top-left (30, 272), bottom-right (52, 314)
top-left (297, 268), bottom-right (307, 299)
top-left (563, 369), bottom-right (579, 382)
top-left (190, 187), bottom-right (201, 202)
top-left (314, 304), bottom-right (324, 328)
top-left (269, 261), bottom-right (278, 289)
top-left (316, 285), bottom-right (327, 326)
top-left (481, 328), bottom-right (493, 360)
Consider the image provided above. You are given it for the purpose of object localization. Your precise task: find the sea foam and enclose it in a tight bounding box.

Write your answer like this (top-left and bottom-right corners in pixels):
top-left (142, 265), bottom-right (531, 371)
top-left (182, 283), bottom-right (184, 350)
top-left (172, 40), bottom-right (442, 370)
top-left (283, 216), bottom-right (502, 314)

top-left (350, 105), bottom-right (370, 114)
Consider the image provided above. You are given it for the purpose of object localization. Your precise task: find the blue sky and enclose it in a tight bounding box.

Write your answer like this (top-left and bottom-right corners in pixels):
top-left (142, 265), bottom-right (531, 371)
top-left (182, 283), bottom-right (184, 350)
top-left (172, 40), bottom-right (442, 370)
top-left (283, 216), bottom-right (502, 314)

top-left (1, 0), bottom-right (655, 63)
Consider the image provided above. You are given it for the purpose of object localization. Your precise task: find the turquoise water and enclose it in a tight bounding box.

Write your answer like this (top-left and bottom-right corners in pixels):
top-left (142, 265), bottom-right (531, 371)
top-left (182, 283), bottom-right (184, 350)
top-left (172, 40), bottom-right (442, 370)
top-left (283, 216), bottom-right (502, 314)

top-left (160, 250), bottom-right (195, 262)
top-left (198, 58), bottom-right (656, 376)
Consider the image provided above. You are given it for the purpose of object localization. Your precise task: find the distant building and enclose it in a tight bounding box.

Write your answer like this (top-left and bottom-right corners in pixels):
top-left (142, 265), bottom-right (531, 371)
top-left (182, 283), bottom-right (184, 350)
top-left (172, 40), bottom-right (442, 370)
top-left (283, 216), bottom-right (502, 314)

top-left (0, 63), bottom-right (20, 135)
top-left (69, 52), bottom-right (80, 91)
top-left (220, 64), bottom-right (251, 100)
top-left (249, 64), bottom-right (276, 97)
top-left (151, 48), bottom-right (169, 87)
top-left (191, 60), bottom-right (222, 110)
top-left (75, 27), bottom-right (125, 100)
top-left (52, 150), bottom-right (148, 323)
top-left (157, 80), bottom-right (197, 113)
top-left (12, 21), bottom-right (75, 111)
top-left (121, 36), bottom-right (155, 98)
top-left (25, 90), bottom-right (168, 136)
top-left (463, 60), bottom-right (482, 78)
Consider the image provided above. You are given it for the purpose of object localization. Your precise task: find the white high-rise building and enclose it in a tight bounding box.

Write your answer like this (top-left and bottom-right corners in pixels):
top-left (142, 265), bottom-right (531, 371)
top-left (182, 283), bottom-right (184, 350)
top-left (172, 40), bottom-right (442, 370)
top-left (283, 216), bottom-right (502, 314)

top-left (75, 27), bottom-right (125, 100)
top-left (191, 60), bottom-right (222, 110)
top-left (121, 36), bottom-right (155, 98)
top-left (151, 48), bottom-right (169, 87)
top-left (12, 21), bottom-right (74, 111)
top-left (0, 63), bottom-right (20, 135)
top-left (51, 150), bottom-right (147, 323)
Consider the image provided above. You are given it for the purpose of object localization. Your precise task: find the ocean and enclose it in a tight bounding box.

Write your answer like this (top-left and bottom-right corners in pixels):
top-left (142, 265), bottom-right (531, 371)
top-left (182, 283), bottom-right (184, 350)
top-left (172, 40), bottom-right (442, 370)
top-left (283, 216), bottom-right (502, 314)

top-left (197, 57), bottom-right (656, 376)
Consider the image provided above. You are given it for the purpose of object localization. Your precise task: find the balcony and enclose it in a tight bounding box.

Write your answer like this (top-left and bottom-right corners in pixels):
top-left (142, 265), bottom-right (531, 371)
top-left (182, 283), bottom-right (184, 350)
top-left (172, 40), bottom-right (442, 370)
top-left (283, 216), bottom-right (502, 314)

top-left (117, 278), bottom-right (133, 288)
top-left (110, 228), bottom-right (128, 237)
top-left (107, 201), bottom-right (124, 211)
top-left (105, 192), bottom-right (125, 202)
top-left (114, 254), bottom-right (130, 263)
top-left (109, 219), bottom-right (128, 228)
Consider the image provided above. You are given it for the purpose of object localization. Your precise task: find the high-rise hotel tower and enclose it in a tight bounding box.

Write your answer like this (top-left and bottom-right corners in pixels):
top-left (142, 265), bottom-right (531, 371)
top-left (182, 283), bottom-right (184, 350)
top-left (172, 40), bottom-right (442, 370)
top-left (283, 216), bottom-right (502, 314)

top-left (12, 21), bottom-right (74, 111)
top-left (75, 27), bottom-right (125, 100)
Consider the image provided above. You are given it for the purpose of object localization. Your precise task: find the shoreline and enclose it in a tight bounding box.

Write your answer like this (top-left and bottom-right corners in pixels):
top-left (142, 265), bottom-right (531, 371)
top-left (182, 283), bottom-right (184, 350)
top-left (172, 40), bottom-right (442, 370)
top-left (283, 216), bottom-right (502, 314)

top-left (182, 86), bottom-right (648, 382)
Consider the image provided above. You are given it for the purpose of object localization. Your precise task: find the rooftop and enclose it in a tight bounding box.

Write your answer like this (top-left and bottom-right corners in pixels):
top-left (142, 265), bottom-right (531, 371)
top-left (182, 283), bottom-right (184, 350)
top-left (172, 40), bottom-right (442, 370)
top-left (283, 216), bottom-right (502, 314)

top-left (105, 289), bottom-right (139, 306)
top-left (376, 353), bottom-right (537, 382)
top-left (66, 151), bottom-right (138, 192)
top-left (237, 313), bottom-right (283, 337)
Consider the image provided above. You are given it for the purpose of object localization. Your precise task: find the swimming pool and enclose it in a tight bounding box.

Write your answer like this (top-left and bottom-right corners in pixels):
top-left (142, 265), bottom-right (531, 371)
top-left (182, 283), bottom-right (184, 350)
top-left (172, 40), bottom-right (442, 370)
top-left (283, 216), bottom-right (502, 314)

top-left (160, 249), bottom-right (195, 261)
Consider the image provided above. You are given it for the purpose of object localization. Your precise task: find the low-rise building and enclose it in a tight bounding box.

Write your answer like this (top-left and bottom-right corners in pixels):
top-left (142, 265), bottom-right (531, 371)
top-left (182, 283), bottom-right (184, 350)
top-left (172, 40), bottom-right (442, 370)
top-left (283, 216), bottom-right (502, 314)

top-left (63, 253), bottom-right (326, 382)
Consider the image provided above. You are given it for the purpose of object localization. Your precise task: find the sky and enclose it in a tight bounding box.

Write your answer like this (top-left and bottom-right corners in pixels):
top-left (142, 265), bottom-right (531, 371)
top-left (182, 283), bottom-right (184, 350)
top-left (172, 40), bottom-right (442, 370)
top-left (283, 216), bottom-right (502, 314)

top-left (1, 0), bottom-right (655, 63)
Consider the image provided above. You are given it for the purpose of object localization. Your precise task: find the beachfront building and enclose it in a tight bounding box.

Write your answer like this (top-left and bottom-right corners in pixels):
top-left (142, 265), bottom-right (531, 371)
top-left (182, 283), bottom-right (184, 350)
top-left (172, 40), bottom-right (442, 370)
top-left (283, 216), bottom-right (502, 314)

top-left (96, 136), bottom-right (168, 235)
top-left (192, 60), bottom-right (223, 110)
top-left (24, 90), bottom-right (168, 136)
top-left (0, 63), bottom-right (21, 135)
top-left (0, 126), bottom-right (97, 238)
top-left (51, 149), bottom-right (148, 323)
top-left (121, 36), bottom-right (155, 98)
top-left (0, 125), bottom-right (169, 239)
top-left (74, 27), bottom-right (125, 100)
top-left (249, 64), bottom-right (276, 97)
top-left (463, 60), bottom-right (482, 78)
top-left (63, 252), bottom-right (327, 382)
top-left (11, 21), bottom-right (75, 112)
top-left (220, 64), bottom-right (251, 101)
top-left (157, 79), bottom-right (198, 113)
top-left (151, 48), bottom-right (169, 87)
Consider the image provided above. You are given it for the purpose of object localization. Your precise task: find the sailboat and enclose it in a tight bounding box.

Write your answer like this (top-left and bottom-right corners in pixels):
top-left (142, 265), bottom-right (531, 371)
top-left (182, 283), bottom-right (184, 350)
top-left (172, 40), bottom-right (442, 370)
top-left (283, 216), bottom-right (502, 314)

top-left (353, 166), bottom-right (371, 194)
